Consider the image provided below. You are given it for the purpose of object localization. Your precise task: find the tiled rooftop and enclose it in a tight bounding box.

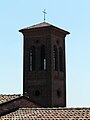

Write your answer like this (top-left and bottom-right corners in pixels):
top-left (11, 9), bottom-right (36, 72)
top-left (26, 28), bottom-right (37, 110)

top-left (19, 22), bottom-right (70, 34)
top-left (0, 94), bottom-right (21, 104)
top-left (26, 22), bottom-right (51, 29)
top-left (0, 95), bottom-right (90, 119)
top-left (20, 22), bottom-right (51, 31)
top-left (1, 108), bottom-right (90, 119)
top-left (0, 95), bottom-right (41, 116)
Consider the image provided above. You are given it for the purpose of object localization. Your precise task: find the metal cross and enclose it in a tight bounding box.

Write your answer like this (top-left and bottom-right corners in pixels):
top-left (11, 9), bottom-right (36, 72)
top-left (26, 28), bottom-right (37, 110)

top-left (43, 9), bottom-right (47, 22)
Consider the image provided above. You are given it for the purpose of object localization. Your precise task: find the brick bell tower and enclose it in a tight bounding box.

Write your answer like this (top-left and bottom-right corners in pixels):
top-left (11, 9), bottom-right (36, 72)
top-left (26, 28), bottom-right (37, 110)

top-left (19, 22), bottom-right (70, 107)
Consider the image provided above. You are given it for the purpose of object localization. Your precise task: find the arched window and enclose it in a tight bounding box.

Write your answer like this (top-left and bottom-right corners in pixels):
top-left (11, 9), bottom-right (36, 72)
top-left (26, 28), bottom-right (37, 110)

top-left (29, 46), bottom-right (35, 71)
top-left (40, 45), bottom-right (46, 70)
top-left (53, 45), bottom-right (58, 71)
top-left (59, 47), bottom-right (63, 72)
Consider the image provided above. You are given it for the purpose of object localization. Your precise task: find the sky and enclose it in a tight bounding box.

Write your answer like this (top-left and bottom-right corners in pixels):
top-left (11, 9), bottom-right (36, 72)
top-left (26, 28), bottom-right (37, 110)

top-left (0, 0), bottom-right (90, 107)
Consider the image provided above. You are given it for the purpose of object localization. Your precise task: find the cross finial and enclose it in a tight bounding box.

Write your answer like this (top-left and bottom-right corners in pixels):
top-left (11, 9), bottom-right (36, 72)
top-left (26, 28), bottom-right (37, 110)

top-left (42, 9), bottom-right (47, 22)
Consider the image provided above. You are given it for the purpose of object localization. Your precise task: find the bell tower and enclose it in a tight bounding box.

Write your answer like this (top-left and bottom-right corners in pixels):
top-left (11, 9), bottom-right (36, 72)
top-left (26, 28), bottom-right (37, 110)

top-left (19, 22), bottom-right (70, 107)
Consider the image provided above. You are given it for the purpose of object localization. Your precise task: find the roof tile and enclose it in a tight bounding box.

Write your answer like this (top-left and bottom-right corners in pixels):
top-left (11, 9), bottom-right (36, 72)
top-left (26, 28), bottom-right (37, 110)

top-left (19, 22), bottom-right (70, 34)
top-left (1, 108), bottom-right (90, 119)
top-left (0, 95), bottom-right (21, 104)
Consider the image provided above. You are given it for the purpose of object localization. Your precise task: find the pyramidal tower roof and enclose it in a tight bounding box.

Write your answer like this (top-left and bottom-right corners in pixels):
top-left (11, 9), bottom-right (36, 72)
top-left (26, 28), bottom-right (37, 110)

top-left (26, 22), bottom-right (51, 29)
top-left (19, 22), bottom-right (70, 35)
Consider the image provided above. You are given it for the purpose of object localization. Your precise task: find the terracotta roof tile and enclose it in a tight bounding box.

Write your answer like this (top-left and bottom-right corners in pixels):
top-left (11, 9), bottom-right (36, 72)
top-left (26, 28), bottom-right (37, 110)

top-left (0, 95), bottom-right (41, 116)
top-left (1, 108), bottom-right (90, 119)
top-left (0, 95), bottom-right (90, 119)
top-left (26, 22), bottom-right (51, 29)
top-left (19, 22), bottom-right (70, 34)
top-left (0, 94), bottom-right (21, 104)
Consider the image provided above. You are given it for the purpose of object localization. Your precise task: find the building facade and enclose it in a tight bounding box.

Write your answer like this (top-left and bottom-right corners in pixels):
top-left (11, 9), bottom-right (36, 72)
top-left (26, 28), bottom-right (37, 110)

top-left (19, 22), bottom-right (70, 107)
